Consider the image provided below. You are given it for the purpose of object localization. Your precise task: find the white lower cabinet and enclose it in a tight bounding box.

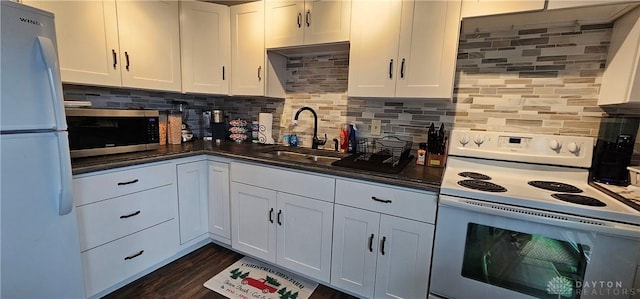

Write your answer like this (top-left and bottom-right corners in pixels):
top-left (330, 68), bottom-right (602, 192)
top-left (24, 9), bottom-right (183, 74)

top-left (208, 160), bottom-right (231, 244)
top-left (231, 182), bottom-right (334, 282)
top-left (176, 161), bottom-right (209, 245)
top-left (73, 162), bottom-right (179, 297)
top-left (331, 179), bottom-right (437, 299)
top-left (230, 162), bottom-right (335, 283)
top-left (332, 205), bottom-right (434, 299)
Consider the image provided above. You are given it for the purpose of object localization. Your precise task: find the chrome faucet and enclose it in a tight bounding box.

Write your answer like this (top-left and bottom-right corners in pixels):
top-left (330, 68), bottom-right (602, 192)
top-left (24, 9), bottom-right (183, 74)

top-left (293, 106), bottom-right (327, 149)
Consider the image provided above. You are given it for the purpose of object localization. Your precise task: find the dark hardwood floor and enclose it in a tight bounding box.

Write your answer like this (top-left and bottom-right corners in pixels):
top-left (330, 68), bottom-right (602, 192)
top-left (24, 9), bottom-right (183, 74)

top-left (103, 243), bottom-right (359, 299)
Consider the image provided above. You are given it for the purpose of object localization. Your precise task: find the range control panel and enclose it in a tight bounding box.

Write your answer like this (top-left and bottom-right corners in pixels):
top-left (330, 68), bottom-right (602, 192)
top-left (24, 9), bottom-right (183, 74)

top-left (448, 130), bottom-right (595, 168)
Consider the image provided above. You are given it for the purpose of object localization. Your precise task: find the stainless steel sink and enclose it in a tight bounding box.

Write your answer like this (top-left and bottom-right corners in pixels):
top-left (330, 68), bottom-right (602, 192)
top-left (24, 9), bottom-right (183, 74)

top-left (258, 146), bottom-right (348, 165)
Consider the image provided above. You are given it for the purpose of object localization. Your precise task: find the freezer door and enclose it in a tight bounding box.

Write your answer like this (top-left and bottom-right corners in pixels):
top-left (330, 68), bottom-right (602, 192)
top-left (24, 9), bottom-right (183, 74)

top-left (1, 2), bottom-right (67, 132)
top-left (1, 132), bottom-right (85, 299)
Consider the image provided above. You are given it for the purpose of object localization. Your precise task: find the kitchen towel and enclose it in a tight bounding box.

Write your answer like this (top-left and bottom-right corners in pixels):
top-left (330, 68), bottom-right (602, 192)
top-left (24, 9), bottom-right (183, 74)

top-left (259, 113), bottom-right (275, 144)
top-left (203, 257), bottom-right (317, 299)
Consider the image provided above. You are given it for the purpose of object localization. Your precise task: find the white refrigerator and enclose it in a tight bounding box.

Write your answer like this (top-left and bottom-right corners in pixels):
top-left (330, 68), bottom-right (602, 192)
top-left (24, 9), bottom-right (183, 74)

top-left (1, 1), bottom-right (86, 298)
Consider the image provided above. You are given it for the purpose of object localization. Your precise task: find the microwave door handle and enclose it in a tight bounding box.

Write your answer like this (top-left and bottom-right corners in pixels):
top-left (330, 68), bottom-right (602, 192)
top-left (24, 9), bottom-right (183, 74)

top-left (55, 132), bottom-right (74, 216)
top-left (36, 36), bottom-right (67, 131)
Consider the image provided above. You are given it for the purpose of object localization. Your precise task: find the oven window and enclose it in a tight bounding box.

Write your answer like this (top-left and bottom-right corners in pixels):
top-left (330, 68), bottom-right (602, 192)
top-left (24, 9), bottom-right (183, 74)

top-left (462, 223), bottom-right (589, 298)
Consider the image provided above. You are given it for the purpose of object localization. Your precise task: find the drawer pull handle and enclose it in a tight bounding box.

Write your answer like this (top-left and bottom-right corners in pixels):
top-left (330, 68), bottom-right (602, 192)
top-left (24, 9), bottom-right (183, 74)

top-left (124, 250), bottom-right (144, 261)
top-left (368, 233), bottom-right (374, 252)
top-left (372, 196), bottom-right (392, 203)
top-left (277, 210), bottom-right (282, 226)
top-left (117, 179), bottom-right (139, 186)
top-left (380, 236), bottom-right (386, 255)
top-left (269, 208), bottom-right (274, 223)
top-left (388, 59), bottom-right (393, 79)
top-left (120, 210), bottom-right (141, 219)
top-left (297, 12), bottom-right (302, 28)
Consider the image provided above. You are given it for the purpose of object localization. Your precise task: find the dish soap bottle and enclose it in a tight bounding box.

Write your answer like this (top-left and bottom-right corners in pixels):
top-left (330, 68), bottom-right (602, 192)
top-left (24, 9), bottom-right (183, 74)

top-left (339, 124), bottom-right (349, 153)
top-left (289, 133), bottom-right (298, 147)
top-left (348, 123), bottom-right (357, 153)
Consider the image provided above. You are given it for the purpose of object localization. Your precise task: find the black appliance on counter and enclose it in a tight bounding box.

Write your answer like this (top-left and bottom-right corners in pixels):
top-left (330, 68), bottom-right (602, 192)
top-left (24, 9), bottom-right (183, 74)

top-left (66, 108), bottom-right (160, 158)
top-left (591, 117), bottom-right (640, 186)
top-left (210, 110), bottom-right (227, 142)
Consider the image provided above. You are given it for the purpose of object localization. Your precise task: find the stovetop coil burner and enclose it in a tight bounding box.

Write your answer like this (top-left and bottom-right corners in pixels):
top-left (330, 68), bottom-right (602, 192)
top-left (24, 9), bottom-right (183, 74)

top-left (528, 181), bottom-right (583, 193)
top-left (551, 194), bottom-right (606, 207)
top-left (458, 172), bottom-right (491, 180)
top-left (458, 179), bottom-right (507, 193)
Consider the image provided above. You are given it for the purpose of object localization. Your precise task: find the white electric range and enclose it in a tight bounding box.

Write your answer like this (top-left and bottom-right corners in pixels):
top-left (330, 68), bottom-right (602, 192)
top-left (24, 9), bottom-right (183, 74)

top-left (430, 130), bottom-right (640, 299)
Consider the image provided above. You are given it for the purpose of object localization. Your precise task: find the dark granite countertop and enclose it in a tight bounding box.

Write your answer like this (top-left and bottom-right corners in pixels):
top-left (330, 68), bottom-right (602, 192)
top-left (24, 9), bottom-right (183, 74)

top-left (71, 140), bottom-right (444, 193)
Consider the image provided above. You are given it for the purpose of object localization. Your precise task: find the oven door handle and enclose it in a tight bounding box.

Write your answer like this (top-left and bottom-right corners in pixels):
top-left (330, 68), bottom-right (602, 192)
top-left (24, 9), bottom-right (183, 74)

top-left (439, 195), bottom-right (640, 239)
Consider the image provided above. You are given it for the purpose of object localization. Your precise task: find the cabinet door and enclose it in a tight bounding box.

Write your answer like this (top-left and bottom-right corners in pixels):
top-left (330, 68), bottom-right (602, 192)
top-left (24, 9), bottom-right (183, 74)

top-left (208, 161), bottom-right (231, 241)
top-left (331, 205), bottom-right (379, 298)
top-left (117, 0), bottom-right (182, 92)
top-left (374, 215), bottom-right (434, 299)
top-left (265, 0), bottom-right (304, 48)
top-left (304, 0), bottom-right (351, 45)
top-left (276, 193), bottom-right (333, 283)
top-left (230, 1), bottom-right (265, 96)
top-left (231, 182), bottom-right (277, 262)
top-left (176, 161), bottom-right (209, 244)
top-left (394, 0), bottom-right (461, 98)
top-left (22, 0), bottom-right (121, 87)
top-left (180, 0), bottom-right (230, 95)
top-left (460, 0), bottom-right (544, 18)
top-left (347, 0), bottom-right (402, 97)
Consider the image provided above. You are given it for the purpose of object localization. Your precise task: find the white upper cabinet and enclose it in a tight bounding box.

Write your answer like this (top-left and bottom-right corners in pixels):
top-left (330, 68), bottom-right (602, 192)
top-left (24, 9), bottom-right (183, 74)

top-left (21, 0), bottom-right (122, 87)
top-left (265, 0), bottom-right (351, 48)
top-left (23, 0), bottom-right (182, 92)
top-left (599, 7), bottom-right (640, 106)
top-left (231, 1), bottom-right (265, 96)
top-left (348, 0), bottom-right (461, 99)
top-left (117, 1), bottom-right (181, 92)
top-left (460, 0), bottom-right (545, 18)
top-left (348, 0), bottom-right (402, 97)
top-left (180, 0), bottom-right (230, 95)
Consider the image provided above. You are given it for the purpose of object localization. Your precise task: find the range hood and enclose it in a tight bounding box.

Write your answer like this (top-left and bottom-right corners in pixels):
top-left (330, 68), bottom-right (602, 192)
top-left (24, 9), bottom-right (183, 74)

top-left (461, 2), bottom-right (640, 33)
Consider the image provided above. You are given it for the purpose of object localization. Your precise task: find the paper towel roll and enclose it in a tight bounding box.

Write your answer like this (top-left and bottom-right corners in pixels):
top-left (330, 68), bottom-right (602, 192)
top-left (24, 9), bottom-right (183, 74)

top-left (258, 113), bottom-right (275, 144)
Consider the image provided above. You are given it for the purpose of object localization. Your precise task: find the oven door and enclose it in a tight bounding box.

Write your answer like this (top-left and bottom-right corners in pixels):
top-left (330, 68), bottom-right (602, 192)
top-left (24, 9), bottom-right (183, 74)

top-left (430, 195), bottom-right (640, 299)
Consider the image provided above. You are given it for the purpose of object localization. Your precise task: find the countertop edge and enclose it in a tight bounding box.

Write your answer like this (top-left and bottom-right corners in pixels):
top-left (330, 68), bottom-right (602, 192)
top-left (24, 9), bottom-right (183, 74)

top-left (71, 142), bottom-right (443, 193)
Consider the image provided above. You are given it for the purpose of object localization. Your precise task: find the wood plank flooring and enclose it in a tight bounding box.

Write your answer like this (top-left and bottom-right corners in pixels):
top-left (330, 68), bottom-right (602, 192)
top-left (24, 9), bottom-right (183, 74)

top-left (102, 243), bottom-right (358, 299)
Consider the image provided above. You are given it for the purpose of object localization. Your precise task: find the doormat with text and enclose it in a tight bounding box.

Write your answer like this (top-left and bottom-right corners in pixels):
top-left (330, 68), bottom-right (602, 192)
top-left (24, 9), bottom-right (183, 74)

top-left (204, 257), bottom-right (318, 299)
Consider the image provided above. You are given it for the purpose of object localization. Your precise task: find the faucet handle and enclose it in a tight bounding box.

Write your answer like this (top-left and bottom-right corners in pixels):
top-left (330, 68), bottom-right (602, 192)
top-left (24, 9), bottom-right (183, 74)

top-left (316, 133), bottom-right (328, 145)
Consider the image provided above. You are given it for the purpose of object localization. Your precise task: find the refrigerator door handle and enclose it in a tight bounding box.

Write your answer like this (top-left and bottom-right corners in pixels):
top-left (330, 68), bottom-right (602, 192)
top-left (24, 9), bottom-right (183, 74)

top-left (56, 132), bottom-right (74, 215)
top-left (36, 36), bottom-right (67, 131)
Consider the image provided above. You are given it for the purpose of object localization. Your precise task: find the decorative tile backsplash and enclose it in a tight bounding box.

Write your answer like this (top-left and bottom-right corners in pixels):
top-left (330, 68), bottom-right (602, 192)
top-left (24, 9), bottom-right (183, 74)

top-left (63, 21), bottom-right (638, 149)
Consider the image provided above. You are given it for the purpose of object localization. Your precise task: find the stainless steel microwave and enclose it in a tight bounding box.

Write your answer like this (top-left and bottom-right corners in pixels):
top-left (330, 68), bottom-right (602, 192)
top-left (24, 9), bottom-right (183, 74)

top-left (66, 108), bottom-right (160, 158)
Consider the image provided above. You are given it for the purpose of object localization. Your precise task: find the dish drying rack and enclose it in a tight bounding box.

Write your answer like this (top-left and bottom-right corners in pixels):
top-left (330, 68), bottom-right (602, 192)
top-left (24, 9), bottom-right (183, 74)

top-left (355, 136), bottom-right (413, 167)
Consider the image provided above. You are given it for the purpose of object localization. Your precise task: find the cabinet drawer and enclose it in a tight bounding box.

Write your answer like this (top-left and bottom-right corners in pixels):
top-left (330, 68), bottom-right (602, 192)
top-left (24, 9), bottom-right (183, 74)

top-left (335, 179), bottom-right (437, 223)
top-left (77, 184), bottom-right (177, 251)
top-left (74, 163), bottom-right (174, 206)
top-left (81, 219), bottom-right (178, 297)
top-left (230, 162), bottom-right (335, 202)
